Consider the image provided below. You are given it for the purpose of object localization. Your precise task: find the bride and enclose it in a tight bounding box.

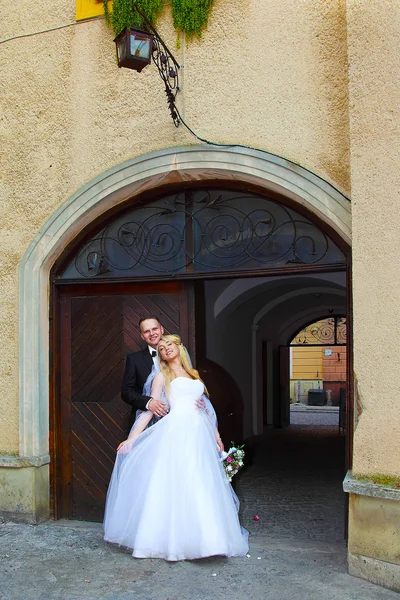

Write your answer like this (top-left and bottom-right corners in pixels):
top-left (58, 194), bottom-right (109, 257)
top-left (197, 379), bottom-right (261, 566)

top-left (103, 334), bottom-right (249, 561)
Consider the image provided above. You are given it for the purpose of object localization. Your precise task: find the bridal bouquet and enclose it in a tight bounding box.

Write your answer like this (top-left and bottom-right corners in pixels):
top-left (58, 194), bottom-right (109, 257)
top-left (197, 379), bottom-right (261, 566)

top-left (220, 444), bottom-right (245, 482)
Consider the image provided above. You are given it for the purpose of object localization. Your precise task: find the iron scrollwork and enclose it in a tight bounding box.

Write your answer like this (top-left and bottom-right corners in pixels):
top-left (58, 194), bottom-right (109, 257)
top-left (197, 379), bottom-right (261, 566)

top-left (192, 192), bottom-right (336, 270)
top-left (151, 33), bottom-right (180, 127)
top-left (59, 190), bottom-right (346, 279)
top-left (133, 2), bottom-right (181, 126)
top-left (291, 317), bottom-right (347, 346)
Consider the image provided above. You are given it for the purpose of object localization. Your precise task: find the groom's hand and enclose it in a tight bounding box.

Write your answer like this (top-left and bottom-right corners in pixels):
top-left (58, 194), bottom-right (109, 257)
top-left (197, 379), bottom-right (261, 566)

top-left (149, 398), bottom-right (168, 418)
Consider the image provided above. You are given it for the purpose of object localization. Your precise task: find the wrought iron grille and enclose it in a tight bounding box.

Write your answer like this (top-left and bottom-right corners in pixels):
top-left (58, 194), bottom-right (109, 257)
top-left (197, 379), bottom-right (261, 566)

top-left (59, 189), bottom-right (346, 279)
top-left (291, 317), bottom-right (347, 346)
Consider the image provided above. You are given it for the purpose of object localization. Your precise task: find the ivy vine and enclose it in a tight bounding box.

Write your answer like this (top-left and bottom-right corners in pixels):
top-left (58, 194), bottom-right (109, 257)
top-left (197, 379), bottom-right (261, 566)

top-left (103, 0), bottom-right (164, 37)
top-left (171, 0), bottom-right (215, 38)
top-left (103, 0), bottom-right (215, 39)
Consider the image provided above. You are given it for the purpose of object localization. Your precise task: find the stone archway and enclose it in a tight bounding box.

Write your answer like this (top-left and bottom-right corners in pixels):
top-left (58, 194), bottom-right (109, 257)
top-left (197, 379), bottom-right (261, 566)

top-left (18, 145), bottom-right (351, 517)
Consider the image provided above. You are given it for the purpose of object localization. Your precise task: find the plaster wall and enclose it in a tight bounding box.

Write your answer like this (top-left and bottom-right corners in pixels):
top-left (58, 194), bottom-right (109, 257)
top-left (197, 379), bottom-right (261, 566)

top-left (346, 1), bottom-right (400, 477)
top-left (0, 0), bottom-right (350, 452)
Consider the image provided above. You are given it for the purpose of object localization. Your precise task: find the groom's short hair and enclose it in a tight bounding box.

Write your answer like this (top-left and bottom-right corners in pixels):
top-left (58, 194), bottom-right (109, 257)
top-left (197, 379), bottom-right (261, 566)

top-left (138, 315), bottom-right (163, 329)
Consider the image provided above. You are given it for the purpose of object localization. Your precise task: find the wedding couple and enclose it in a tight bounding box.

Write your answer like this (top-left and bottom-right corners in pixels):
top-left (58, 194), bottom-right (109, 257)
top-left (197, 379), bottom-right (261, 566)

top-left (103, 316), bottom-right (249, 561)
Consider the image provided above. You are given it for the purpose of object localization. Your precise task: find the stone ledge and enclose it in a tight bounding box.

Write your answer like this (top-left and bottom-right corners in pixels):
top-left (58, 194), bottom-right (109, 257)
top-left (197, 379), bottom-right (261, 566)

top-left (343, 470), bottom-right (400, 501)
top-left (348, 552), bottom-right (400, 593)
top-left (0, 454), bottom-right (50, 468)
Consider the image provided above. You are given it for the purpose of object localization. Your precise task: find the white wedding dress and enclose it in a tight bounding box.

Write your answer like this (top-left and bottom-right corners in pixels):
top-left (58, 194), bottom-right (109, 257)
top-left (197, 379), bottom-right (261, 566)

top-left (103, 377), bottom-right (249, 561)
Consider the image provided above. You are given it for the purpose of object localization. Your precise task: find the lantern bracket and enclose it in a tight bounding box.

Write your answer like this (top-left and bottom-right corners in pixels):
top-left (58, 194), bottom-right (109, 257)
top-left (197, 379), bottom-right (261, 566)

top-left (132, 1), bottom-right (181, 127)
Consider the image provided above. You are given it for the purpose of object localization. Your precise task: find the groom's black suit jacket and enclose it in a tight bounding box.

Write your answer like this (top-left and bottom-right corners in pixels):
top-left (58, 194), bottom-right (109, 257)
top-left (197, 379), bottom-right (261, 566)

top-left (121, 348), bottom-right (154, 427)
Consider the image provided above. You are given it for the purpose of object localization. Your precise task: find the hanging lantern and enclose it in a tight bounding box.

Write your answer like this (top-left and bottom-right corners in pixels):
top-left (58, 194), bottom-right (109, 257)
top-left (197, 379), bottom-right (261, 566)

top-left (114, 27), bottom-right (153, 72)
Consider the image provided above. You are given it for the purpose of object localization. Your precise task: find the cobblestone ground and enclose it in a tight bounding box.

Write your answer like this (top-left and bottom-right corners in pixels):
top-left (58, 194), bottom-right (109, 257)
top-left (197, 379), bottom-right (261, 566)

top-left (236, 415), bottom-right (346, 542)
top-left (290, 407), bottom-right (340, 427)
top-left (2, 414), bottom-right (399, 599)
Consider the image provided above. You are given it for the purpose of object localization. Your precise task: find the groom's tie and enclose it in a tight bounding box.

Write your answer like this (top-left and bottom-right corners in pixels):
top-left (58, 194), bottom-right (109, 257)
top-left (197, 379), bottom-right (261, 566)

top-left (151, 350), bottom-right (157, 357)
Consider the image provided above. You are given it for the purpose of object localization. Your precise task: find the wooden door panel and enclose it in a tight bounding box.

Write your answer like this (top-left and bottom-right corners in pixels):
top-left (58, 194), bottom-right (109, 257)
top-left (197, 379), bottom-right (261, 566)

top-left (72, 307), bottom-right (123, 374)
top-left (57, 282), bottom-right (192, 521)
top-left (122, 295), bottom-right (180, 335)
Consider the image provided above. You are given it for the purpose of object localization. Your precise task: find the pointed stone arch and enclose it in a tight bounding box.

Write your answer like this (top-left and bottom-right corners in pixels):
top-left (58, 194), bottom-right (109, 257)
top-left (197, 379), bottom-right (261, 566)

top-left (19, 145), bottom-right (351, 466)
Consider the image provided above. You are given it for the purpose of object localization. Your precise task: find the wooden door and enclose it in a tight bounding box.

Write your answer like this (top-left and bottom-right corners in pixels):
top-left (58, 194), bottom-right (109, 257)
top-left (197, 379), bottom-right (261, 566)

top-left (55, 282), bottom-right (193, 521)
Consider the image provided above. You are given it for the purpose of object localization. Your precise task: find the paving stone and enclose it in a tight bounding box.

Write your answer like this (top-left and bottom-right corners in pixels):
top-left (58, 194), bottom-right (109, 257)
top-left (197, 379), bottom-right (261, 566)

top-left (1, 423), bottom-right (397, 599)
top-left (236, 422), bottom-right (346, 542)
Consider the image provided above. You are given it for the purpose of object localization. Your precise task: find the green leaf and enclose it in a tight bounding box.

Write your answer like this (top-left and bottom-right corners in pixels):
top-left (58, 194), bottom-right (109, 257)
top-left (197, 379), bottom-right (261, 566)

top-left (172, 0), bottom-right (215, 38)
top-left (105, 0), bottom-right (165, 37)
top-left (104, 0), bottom-right (215, 41)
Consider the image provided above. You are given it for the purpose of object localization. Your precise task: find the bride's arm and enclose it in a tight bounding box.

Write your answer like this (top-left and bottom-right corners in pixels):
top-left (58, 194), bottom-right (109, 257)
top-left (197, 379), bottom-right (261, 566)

top-left (150, 371), bottom-right (165, 403)
top-left (146, 369), bottom-right (168, 418)
top-left (117, 372), bottom-right (166, 452)
top-left (117, 410), bottom-right (153, 451)
top-left (215, 429), bottom-right (224, 452)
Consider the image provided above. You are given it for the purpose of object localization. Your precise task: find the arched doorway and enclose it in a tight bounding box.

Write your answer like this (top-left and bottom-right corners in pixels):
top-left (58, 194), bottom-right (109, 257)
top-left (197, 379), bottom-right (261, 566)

top-left (50, 185), bottom-right (349, 520)
top-left (18, 146), bottom-right (351, 521)
top-left (289, 316), bottom-right (347, 411)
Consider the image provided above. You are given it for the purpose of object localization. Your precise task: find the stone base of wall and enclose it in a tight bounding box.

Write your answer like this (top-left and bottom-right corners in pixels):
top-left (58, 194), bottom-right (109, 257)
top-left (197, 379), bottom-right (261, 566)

top-left (344, 470), bottom-right (400, 592)
top-left (0, 461), bottom-right (50, 523)
top-left (348, 553), bottom-right (400, 593)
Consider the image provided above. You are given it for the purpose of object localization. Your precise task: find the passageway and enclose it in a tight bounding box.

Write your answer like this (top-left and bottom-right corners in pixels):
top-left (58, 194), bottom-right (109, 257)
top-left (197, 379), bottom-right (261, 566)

top-left (236, 419), bottom-right (346, 542)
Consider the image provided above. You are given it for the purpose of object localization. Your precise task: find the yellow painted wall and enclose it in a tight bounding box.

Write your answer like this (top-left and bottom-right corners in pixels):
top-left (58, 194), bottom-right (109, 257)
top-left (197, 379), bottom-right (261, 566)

top-left (292, 347), bottom-right (323, 380)
top-left (76, 0), bottom-right (110, 21)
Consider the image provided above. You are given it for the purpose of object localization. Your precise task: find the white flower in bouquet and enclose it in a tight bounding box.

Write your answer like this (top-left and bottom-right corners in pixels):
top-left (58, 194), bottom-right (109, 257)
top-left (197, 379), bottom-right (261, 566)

top-left (220, 443), bottom-right (245, 482)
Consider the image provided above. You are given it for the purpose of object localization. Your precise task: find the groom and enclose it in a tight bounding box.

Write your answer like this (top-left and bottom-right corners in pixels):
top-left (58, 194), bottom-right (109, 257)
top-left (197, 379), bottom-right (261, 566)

top-left (121, 315), bottom-right (169, 428)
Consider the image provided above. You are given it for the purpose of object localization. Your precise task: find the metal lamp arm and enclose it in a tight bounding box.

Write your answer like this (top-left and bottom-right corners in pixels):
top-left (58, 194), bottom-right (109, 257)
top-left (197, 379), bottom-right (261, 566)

top-left (132, 1), bottom-right (181, 126)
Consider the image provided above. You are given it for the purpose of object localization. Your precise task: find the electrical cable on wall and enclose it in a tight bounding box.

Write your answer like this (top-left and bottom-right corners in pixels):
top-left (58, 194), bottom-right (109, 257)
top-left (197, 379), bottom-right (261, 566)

top-left (1, 15), bottom-right (349, 202)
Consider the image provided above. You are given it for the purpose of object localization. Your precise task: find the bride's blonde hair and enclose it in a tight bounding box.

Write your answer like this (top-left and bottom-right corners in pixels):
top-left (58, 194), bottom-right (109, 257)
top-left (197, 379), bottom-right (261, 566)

top-left (158, 334), bottom-right (208, 398)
